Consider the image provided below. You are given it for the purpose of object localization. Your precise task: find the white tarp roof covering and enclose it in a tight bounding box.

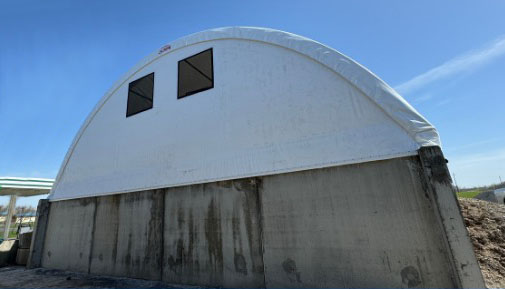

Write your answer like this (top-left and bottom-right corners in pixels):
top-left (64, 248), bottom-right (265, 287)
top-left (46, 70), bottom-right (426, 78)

top-left (0, 177), bottom-right (53, 196)
top-left (49, 27), bottom-right (440, 201)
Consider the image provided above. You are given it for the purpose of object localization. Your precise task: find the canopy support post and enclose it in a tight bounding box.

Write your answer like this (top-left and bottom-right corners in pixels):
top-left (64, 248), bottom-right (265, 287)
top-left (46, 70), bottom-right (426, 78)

top-left (3, 195), bottom-right (17, 240)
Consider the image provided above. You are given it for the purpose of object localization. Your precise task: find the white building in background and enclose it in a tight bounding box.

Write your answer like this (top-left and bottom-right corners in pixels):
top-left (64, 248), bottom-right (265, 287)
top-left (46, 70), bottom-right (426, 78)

top-left (476, 187), bottom-right (505, 204)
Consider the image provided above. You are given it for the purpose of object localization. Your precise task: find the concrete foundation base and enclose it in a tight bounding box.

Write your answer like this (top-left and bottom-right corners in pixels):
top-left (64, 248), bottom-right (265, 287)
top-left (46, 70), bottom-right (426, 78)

top-left (0, 240), bottom-right (18, 267)
top-left (33, 147), bottom-right (484, 288)
top-left (16, 248), bottom-right (29, 265)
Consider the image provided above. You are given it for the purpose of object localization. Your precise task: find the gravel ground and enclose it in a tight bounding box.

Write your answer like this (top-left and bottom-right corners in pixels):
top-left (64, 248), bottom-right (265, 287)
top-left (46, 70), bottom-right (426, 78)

top-left (459, 198), bottom-right (505, 288)
top-left (0, 266), bottom-right (202, 288)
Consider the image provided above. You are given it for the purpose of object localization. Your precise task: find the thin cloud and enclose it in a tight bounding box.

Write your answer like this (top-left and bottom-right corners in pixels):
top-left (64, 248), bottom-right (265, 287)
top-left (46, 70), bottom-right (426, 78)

top-left (449, 148), bottom-right (505, 169)
top-left (414, 93), bottom-right (433, 103)
top-left (445, 137), bottom-right (504, 153)
top-left (435, 98), bottom-right (451, 107)
top-left (395, 35), bottom-right (505, 95)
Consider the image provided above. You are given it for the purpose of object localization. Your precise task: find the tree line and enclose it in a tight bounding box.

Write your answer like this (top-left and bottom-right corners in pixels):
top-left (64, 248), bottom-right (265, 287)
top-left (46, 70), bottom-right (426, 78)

top-left (0, 205), bottom-right (37, 216)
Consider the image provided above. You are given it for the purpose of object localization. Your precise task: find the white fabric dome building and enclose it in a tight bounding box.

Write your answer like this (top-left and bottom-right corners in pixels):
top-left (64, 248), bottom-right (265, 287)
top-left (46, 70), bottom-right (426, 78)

top-left (50, 27), bottom-right (439, 201)
top-left (35, 27), bottom-right (483, 288)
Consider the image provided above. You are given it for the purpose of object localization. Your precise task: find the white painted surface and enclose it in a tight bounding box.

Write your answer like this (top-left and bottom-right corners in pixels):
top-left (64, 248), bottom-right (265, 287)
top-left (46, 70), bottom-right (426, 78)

top-left (50, 27), bottom-right (439, 201)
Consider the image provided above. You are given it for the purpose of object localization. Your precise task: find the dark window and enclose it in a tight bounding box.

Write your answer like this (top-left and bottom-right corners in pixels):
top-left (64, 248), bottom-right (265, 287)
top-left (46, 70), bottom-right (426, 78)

top-left (178, 48), bottom-right (213, 99)
top-left (126, 72), bottom-right (154, 117)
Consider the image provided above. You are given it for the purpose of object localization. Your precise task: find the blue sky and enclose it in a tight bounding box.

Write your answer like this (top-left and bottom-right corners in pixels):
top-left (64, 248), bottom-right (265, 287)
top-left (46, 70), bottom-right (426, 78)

top-left (1, 0), bottom-right (504, 206)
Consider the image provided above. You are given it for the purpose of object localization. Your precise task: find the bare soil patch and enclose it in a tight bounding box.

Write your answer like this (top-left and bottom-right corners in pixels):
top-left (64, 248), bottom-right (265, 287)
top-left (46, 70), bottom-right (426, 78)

top-left (459, 198), bottom-right (505, 288)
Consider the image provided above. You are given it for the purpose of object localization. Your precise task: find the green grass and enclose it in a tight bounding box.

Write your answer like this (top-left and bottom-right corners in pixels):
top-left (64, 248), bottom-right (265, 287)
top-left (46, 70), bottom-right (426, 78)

top-left (457, 190), bottom-right (480, 198)
top-left (0, 230), bottom-right (18, 239)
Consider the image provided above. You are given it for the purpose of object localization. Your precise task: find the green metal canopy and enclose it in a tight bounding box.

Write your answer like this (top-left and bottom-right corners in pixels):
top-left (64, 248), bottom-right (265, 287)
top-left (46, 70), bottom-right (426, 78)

top-left (0, 177), bottom-right (53, 240)
top-left (0, 177), bottom-right (53, 196)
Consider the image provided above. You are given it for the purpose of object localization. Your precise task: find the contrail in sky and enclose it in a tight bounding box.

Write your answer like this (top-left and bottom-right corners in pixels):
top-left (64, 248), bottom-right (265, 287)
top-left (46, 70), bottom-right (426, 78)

top-left (395, 35), bottom-right (505, 95)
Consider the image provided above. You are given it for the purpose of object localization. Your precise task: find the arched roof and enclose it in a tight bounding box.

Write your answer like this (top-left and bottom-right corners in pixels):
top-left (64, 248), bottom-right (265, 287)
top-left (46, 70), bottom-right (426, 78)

top-left (50, 27), bottom-right (440, 201)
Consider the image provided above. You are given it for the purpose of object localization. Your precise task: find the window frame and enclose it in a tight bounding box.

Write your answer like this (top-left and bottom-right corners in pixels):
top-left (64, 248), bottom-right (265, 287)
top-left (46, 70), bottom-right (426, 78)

top-left (126, 72), bottom-right (155, 118)
top-left (177, 48), bottom-right (214, 99)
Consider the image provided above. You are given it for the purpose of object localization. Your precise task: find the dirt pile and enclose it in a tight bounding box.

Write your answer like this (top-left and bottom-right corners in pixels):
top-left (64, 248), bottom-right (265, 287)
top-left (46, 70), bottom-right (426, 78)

top-left (459, 198), bottom-right (505, 288)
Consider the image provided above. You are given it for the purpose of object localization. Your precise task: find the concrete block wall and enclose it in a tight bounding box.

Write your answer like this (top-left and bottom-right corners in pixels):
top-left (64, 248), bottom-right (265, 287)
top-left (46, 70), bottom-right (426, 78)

top-left (260, 157), bottom-right (454, 287)
top-left (163, 180), bottom-right (264, 287)
top-left (42, 198), bottom-right (95, 272)
top-left (89, 191), bottom-right (164, 279)
top-left (41, 182), bottom-right (264, 288)
top-left (38, 149), bottom-right (484, 288)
